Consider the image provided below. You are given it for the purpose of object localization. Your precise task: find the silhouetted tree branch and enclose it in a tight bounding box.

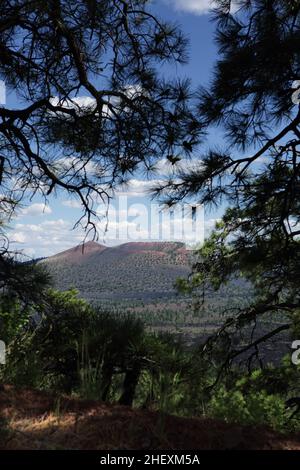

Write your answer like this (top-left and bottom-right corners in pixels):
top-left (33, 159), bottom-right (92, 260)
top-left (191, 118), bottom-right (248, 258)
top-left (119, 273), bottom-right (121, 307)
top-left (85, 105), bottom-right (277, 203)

top-left (0, 0), bottom-right (202, 234)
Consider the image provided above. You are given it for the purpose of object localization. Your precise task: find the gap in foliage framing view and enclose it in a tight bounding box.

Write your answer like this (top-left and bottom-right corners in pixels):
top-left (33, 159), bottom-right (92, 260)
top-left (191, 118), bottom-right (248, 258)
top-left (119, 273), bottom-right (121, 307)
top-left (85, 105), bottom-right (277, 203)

top-left (0, 0), bottom-right (300, 461)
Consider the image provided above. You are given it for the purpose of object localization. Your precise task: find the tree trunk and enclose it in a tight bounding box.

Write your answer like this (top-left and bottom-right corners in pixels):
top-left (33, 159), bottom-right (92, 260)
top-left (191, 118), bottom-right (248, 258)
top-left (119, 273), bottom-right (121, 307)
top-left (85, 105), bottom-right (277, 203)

top-left (101, 364), bottom-right (113, 401)
top-left (119, 364), bottom-right (141, 407)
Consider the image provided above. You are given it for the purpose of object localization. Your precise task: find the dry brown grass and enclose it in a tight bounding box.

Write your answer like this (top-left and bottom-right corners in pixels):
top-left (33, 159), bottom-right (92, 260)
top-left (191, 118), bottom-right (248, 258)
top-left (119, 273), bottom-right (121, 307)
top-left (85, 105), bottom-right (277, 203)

top-left (1, 385), bottom-right (300, 450)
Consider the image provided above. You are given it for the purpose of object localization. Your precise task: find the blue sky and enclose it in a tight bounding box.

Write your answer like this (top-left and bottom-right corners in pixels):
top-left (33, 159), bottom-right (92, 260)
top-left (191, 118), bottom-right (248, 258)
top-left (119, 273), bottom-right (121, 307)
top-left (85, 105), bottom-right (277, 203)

top-left (8, 0), bottom-right (227, 258)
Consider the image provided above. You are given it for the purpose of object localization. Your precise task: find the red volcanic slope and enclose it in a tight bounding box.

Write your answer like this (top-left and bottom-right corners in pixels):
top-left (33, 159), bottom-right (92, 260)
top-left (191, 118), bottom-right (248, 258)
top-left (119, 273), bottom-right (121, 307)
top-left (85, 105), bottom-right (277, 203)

top-left (47, 241), bottom-right (187, 263)
top-left (107, 242), bottom-right (185, 256)
top-left (48, 240), bottom-right (106, 263)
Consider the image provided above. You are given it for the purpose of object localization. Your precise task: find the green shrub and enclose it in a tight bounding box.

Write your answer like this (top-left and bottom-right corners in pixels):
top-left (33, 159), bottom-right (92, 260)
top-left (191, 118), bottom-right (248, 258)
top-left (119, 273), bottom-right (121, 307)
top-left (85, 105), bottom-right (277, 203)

top-left (209, 385), bottom-right (297, 432)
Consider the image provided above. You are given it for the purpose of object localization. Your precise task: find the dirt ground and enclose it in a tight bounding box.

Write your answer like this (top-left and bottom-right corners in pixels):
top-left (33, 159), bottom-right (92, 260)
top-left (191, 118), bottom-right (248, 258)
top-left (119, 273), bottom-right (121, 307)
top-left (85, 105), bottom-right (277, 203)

top-left (1, 384), bottom-right (300, 450)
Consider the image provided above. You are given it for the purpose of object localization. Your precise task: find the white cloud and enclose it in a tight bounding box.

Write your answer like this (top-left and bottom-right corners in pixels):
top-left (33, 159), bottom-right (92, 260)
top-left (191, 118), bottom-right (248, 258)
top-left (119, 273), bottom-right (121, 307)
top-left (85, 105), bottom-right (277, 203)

top-left (50, 87), bottom-right (144, 119)
top-left (154, 158), bottom-right (204, 177)
top-left (10, 219), bottom-right (87, 257)
top-left (50, 96), bottom-right (97, 114)
top-left (54, 156), bottom-right (103, 177)
top-left (115, 179), bottom-right (163, 197)
top-left (24, 247), bottom-right (36, 257)
top-left (11, 201), bottom-right (210, 256)
top-left (11, 232), bottom-right (27, 243)
top-left (21, 203), bottom-right (52, 217)
top-left (162, 0), bottom-right (237, 15)
top-left (62, 199), bottom-right (82, 209)
top-left (205, 217), bottom-right (221, 229)
top-left (50, 95), bottom-right (112, 121)
top-left (95, 202), bottom-right (206, 245)
top-left (167, 0), bottom-right (215, 14)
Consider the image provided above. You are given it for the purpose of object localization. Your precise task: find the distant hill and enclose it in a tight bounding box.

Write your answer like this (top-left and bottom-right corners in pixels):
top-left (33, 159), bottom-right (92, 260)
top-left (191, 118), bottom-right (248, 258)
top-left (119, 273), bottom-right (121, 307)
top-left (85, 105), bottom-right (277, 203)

top-left (39, 242), bottom-right (289, 359)
top-left (40, 241), bottom-right (192, 303)
top-left (47, 240), bottom-right (107, 263)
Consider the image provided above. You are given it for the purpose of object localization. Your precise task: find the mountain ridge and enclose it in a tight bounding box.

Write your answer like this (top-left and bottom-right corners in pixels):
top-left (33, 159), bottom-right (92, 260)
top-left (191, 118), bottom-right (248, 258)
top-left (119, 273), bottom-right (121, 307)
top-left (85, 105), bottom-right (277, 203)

top-left (40, 241), bottom-right (192, 303)
top-left (47, 240), bottom-right (106, 263)
top-left (47, 240), bottom-right (189, 263)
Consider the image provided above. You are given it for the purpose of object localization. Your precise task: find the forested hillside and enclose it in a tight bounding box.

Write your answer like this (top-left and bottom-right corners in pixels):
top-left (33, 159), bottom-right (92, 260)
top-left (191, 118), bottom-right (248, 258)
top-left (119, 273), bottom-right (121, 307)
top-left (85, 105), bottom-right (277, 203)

top-left (40, 241), bottom-right (192, 303)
